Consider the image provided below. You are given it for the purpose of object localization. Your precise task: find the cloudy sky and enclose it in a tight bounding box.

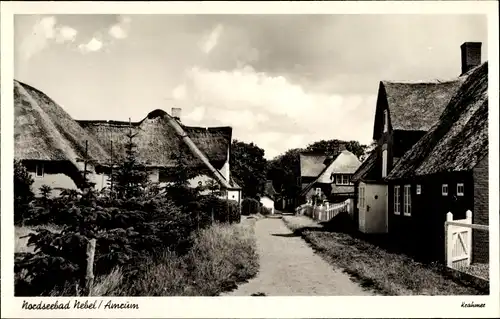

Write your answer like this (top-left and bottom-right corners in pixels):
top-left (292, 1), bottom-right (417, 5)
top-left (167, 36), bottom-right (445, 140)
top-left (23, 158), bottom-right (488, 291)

top-left (14, 14), bottom-right (487, 159)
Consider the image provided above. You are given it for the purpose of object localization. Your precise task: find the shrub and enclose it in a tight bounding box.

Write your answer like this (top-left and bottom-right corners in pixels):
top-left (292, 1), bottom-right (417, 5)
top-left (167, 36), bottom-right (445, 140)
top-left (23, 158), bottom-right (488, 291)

top-left (14, 160), bottom-right (35, 225)
top-left (115, 222), bottom-right (258, 296)
top-left (199, 195), bottom-right (241, 224)
top-left (241, 198), bottom-right (260, 216)
top-left (260, 206), bottom-right (272, 216)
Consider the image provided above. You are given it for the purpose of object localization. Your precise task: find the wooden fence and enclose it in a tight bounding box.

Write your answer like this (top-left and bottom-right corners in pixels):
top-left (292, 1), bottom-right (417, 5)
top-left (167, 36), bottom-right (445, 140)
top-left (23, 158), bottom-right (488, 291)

top-left (445, 210), bottom-right (489, 271)
top-left (297, 199), bottom-right (352, 222)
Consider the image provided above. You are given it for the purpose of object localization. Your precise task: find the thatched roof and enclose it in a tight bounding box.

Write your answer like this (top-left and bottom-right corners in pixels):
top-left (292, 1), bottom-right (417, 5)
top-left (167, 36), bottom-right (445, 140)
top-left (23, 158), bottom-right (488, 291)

top-left (77, 109), bottom-right (231, 170)
top-left (299, 152), bottom-right (328, 177)
top-left (300, 150), bottom-right (361, 196)
top-left (386, 62), bottom-right (488, 180)
top-left (14, 80), bottom-right (109, 167)
top-left (372, 77), bottom-right (465, 140)
top-left (317, 150), bottom-right (361, 183)
top-left (351, 151), bottom-right (377, 183)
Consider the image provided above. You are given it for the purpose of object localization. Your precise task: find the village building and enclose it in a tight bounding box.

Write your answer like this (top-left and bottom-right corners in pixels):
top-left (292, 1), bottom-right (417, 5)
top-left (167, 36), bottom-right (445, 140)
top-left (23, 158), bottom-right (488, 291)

top-left (351, 42), bottom-right (480, 237)
top-left (300, 145), bottom-right (361, 204)
top-left (14, 80), bottom-right (242, 204)
top-left (14, 80), bottom-right (110, 196)
top-left (386, 61), bottom-right (488, 263)
top-left (260, 180), bottom-right (277, 215)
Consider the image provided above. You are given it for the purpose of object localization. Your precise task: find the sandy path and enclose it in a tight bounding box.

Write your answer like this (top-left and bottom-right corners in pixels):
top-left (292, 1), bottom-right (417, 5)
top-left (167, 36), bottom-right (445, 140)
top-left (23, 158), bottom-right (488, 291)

top-left (224, 217), bottom-right (375, 296)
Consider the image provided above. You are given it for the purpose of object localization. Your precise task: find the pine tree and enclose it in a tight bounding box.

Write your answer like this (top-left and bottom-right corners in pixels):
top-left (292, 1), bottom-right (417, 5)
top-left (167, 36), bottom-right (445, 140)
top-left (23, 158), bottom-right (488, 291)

top-left (14, 160), bottom-right (35, 225)
top-left (110, 121), bottom-right (150, 200)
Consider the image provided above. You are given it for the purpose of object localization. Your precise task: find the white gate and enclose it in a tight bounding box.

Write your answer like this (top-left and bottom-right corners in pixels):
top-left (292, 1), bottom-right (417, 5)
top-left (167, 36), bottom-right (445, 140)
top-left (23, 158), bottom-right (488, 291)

top-left (444, 210), bottom-right (488, 271)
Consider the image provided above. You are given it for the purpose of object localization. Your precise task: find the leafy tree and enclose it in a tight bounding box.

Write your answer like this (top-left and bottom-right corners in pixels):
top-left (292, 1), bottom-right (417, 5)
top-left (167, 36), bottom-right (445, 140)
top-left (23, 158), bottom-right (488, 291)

top-left (306, 139), bottom-right (368, 159)
top-left (14, 160), bottom-right (35, 225)
top-left (230, 140), bottom-right (268, 199)
top-left (267, 148), bottom-right (303, 202)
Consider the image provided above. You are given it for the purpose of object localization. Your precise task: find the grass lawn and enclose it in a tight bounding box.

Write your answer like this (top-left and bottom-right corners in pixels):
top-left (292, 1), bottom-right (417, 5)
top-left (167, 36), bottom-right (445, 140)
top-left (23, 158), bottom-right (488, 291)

top-left (283, 215), bottom-right (486, 296)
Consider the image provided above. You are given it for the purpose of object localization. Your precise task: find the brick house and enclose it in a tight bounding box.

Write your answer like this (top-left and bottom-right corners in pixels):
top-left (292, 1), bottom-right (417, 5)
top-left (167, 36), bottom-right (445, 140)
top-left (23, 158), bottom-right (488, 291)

top-left (386, 61), bottom-right (488, 263)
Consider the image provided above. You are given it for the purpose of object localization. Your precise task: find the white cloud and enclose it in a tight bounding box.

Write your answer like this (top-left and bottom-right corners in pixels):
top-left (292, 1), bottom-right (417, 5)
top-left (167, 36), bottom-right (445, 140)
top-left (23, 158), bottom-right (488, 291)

top-left (178, 65), bottom-right (376, 157)
top-left (78, 38), bottom-right (103, 53)
top-left (172, 84), bottom-right (187, 100)
top-left (20, 16), bottom-right (80, 61)
top-left (200, 24), bottom-right (224, 54)
top-left (109, 15), bottom-right (132, 39)
top-left (55, 26), bottom-right (78, 43)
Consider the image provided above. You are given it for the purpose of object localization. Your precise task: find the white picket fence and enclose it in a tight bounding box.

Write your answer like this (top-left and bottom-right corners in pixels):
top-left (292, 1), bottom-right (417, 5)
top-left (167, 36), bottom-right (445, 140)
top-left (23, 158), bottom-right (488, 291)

top-left (444, 210), bottom-right (488, 270)
top-left (297, 199), bottom-right (352, 222)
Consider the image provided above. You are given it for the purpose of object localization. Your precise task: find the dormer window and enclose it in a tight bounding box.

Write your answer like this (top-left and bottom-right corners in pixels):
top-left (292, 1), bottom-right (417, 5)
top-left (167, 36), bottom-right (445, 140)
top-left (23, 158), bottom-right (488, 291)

top-left (383, 109), bottom-right (389, 133)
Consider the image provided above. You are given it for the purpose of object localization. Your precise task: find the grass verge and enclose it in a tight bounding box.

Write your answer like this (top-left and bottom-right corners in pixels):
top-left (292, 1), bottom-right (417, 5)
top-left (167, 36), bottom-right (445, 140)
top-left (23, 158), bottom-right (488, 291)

top-left (283, 215), bottom-right (485, 296)
top-left (90, 218), bottom-right (259, 296)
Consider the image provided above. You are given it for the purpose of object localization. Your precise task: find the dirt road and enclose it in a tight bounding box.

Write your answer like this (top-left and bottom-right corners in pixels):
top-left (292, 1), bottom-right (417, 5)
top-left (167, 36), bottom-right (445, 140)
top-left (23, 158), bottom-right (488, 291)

top-left (224, 217), bottom-right (375, 296)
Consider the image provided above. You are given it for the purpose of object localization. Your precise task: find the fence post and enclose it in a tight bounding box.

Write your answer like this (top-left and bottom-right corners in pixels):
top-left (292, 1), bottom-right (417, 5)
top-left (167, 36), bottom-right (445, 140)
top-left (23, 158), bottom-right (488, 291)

top-left (85, 238), bottom-right (97, 296)
top-left (445, 212), bottom-right (453, 267)
top-left (466, 210), bottom-right (473, 265)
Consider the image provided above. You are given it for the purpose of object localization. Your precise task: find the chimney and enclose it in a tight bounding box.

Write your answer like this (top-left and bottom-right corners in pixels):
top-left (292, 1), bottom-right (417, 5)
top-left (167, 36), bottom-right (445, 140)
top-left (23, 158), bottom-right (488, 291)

top-left (171, 107), bottom-right (181, 121)
top-left (460, 42), bottom-right (482, 75)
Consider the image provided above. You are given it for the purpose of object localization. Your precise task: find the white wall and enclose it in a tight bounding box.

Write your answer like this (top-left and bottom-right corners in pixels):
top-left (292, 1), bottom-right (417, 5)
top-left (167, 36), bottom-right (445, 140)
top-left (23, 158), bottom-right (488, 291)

top-left (260, 196), bottom-right (275, 214)
top-left (31, 172), bottom-right (78, 197)
top-left (358, 182), bottom-right (388, 233)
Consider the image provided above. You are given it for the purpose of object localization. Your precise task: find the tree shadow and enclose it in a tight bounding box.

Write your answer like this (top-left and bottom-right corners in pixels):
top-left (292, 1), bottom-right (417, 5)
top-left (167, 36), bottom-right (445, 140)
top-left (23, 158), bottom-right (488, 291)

top-left (271, 233), bottom-right (300, 237)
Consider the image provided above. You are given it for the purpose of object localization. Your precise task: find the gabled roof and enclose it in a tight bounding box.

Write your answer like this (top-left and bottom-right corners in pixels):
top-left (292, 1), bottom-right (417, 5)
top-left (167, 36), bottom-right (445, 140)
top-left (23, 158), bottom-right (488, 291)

top-left (372, 77), bottom-right (466, 140)
top-left (299, 152), bottom-right (328, 178)
top-left (78, 110), bottom-right (231, 170)
top-left (318, 150), bottom-right (361, 183)
top-left (386, 62), bottom-right (488, 180)
top-left (14, 80), bottom-right (109, 167)
top-left (351, 150), bottom-right (378, 183)
top-left (300, 150), bottom-right (361, 195)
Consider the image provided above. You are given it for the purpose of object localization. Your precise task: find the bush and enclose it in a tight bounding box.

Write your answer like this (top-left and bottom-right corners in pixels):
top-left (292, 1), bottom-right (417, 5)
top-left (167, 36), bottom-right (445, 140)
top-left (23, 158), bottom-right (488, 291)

top-left (101, 221), bottom-right (258, 296)
top-left (241, 198), bottom-right (260, 216)
top-left (260, 206), bottom-right (272, 216)
top-left (14, 160), bottom-right (35, 225)
top-left (199, 195), bottom-right (241, 224)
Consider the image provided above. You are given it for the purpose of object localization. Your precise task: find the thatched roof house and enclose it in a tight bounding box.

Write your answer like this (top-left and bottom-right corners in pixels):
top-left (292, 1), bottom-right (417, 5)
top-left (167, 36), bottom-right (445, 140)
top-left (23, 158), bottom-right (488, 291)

top-left (372, 78), bottom-right (466, 141)
top-left (386, 62), bottom-right (488, 180)
top-left (78, 110), bottom-right (231, 171)
top-left (78, 109), bottom-right (237, 190)
top-left (14, 80), bottom-right (109, 167)
top-left (300, 148), bottom-right (361, 198)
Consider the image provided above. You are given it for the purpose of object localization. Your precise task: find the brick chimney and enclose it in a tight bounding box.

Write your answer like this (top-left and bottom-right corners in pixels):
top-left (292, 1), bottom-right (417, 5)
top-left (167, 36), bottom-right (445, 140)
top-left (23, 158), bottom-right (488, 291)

top-left (171, 107), bottom-right (181, 121)
top-left (460, 42), bottom-right (482, 75)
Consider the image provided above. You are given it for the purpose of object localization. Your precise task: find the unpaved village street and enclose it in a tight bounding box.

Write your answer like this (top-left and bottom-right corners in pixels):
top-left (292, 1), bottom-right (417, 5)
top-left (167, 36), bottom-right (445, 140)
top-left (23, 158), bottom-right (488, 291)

top-left (224, 217), bottom-right (376, 296)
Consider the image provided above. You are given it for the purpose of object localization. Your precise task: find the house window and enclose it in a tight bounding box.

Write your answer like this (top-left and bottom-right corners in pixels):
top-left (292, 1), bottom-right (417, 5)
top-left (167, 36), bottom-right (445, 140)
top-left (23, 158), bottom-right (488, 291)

top-left (457, 183), bottom-right (464, 196)
top-left (359, 186), bottom-right (365, 208)
top-left (383, 110), bottom-right (389, 133)
top-left (36, 163), bottom-right (44, 177)
top-left (442, 184), bottom-right (448, 196)
top-left (403, 185), bottom-right (411, 216)
top-left (416, 184), bottom-right (421, 195)
top-left (394, 186), bottom-right (400, 215)
top-left (337, 174), bottom-right (351, 185)
top-left (382, 149), bottom-right (388, 178)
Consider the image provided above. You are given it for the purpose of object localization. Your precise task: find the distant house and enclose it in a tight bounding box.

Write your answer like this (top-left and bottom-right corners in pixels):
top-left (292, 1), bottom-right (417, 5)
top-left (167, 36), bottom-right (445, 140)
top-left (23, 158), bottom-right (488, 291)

top-left (300, 145), bottom-right (361, 203)
top-left (260, 180), bottom-right (277, 214)
top-left (386, 61), bottom-right (488, 263)
top-left (351, 42), bottom-right (479, 236)
top-left (14, 81), bottom-right (242, 204)
top-left (14, 80), bottom-right (109, 196)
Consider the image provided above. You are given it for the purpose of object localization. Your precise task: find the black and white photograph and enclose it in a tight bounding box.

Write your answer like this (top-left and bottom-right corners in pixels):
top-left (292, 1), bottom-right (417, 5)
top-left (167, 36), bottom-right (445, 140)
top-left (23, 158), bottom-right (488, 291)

top-left (1, 1), bottom-right (499, 318)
